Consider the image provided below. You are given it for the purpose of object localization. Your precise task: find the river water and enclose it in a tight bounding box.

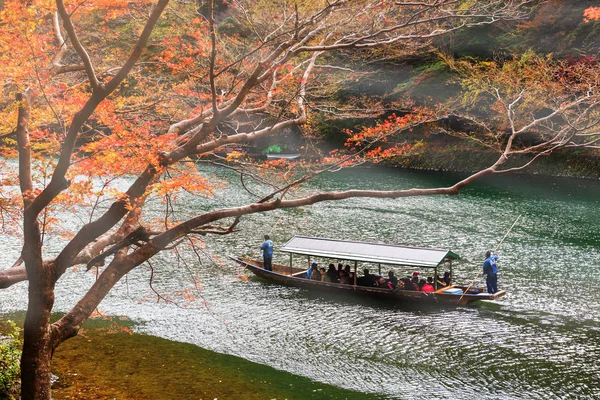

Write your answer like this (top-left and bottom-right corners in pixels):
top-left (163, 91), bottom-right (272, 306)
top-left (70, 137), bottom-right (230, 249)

top-left (1, 165), bottom-right (600, 399)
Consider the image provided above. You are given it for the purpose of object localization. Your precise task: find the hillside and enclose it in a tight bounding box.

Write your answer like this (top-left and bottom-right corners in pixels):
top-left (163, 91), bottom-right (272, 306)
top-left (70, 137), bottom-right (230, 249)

top-left (305, 0), bottom-right (600, 178)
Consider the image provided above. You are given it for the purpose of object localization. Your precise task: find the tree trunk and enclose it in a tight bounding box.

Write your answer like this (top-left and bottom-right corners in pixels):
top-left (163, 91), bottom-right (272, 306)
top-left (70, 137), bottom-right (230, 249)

top-left (20, 280), bottom-right (55, 399)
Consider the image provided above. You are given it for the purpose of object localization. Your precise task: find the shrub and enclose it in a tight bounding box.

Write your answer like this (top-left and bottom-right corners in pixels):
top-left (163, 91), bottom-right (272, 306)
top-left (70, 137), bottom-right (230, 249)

top-left (0, 320), bottom-right (22, 399)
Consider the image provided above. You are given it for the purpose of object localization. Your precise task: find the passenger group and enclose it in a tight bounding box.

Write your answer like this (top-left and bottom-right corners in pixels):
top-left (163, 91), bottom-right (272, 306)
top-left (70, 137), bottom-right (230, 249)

top-left (306, 262), bottom-right (450, 292)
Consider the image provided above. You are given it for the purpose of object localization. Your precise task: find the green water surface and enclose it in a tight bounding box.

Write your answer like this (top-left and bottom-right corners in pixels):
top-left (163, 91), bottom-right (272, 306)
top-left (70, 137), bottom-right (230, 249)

top-left (2, 166), bottom-right (600, 399)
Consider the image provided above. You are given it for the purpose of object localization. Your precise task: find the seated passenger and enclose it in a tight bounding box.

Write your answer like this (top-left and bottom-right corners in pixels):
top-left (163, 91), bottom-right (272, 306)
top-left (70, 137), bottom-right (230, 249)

top-left (421, 276), bottom-right (435, 292)
top-left (306, 262), bottom-right (317, 279)
top-left (377, 276), bottom-right (396, 289)
top-left (310, 266), bottom-right (322, 281)
top-left (418, 278), bottom-right (426, 290)
top-left (387, 271), bottom-right (398, 289)
top-left (435, 274), bottom-right (444, 287)
top-left (357, 269), bottom-right (375, 286)
top-left (367, 269), bottom-right (378, 286)
top-left (321, 268), bottom-right (331, 282)
top-left (404, 276), bottom-right (420, 291)
top-left (339, 272), bottom-right (351, 285)
top-left (442, 271), bottom-right (451, 286)
top-left (412, 276), bottom-right (421, 291)
top-left (326, 264), bottom-right (339, 282)
top-left (400, 277), bottom-right (412, 290)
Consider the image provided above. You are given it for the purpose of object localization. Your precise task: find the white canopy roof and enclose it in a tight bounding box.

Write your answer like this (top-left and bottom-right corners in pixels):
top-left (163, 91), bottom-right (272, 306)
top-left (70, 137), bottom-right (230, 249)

top-left (280, 236), bottom-right (460, 268)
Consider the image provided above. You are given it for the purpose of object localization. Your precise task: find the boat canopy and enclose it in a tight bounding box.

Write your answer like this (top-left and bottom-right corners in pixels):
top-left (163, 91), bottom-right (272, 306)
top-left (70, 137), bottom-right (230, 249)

top-left (280, 236), bottom-right (460, 268)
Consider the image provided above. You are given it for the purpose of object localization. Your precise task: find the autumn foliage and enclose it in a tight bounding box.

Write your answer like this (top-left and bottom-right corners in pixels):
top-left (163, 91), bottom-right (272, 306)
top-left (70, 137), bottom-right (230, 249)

top-left (584, 7), bottom-right (600, 22)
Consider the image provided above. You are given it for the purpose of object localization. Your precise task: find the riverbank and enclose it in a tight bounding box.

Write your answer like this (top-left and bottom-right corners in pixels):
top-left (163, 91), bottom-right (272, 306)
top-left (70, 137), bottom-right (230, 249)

top-left (384, 134), bottom-right (600, 179)
top-left (10, 318), bottom-right (371, 399)
top-left (1, 314), bottom-right (372, 399)
top-left (249, 133), bottom-right (600, 179)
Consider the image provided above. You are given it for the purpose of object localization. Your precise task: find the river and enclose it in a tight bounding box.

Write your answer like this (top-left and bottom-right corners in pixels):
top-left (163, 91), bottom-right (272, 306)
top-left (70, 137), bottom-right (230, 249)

top-left (1, 165), bottom-right (600, 399)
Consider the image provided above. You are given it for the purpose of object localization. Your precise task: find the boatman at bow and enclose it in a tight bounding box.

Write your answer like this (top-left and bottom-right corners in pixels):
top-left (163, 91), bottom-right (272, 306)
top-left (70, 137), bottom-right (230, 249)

top-left (482, 250), bottom-right (499, 294)
top-left (260, 235), bottom-right (274, 271)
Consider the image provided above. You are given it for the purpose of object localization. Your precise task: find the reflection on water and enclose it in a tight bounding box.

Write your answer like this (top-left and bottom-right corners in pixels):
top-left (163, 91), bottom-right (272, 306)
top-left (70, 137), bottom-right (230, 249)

top-left (1, 166), bottom-right (600, 399)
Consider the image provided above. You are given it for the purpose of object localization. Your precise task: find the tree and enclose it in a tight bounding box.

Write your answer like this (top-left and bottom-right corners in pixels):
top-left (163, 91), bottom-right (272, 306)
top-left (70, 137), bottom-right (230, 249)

top-left (3, 0), bottom-right (598, 398)
top-left (448, 51), bottom-right (600, 167)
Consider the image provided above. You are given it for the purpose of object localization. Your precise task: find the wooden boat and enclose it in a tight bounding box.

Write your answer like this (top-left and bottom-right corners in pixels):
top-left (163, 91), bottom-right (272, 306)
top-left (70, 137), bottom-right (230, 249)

top-left (266, 153), bottom-right (301, 160)
top-left (232, 236), bottom-right (506, 306)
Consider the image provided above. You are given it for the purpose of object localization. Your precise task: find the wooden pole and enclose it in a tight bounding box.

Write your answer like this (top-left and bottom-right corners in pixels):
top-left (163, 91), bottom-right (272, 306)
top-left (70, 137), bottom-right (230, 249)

top-left (493, 215), bottom-right (521, 254)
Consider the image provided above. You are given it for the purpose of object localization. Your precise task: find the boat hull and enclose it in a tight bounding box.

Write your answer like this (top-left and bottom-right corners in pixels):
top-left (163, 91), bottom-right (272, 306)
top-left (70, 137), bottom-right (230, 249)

top-left (265, 153), bottom-right (301, 160)
top-left (231, 257), bottom-right (505, 306)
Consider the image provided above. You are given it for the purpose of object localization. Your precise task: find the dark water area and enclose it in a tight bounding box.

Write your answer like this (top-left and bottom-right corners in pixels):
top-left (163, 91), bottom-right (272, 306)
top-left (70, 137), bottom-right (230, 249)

top-left (1, 165), bottom-right (600, 399)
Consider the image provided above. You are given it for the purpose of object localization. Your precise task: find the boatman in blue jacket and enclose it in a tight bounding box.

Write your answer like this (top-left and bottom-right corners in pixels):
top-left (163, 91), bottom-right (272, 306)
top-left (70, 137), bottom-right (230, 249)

top-left (260, 235), bottom-right (274, 271)
top-left (482, 250), bottom-right (499, 294)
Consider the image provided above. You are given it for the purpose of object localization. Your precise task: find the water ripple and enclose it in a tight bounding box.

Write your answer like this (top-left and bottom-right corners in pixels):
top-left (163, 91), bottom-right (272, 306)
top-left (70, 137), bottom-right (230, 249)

top-left (2, 166), bottom-right (600, 399)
